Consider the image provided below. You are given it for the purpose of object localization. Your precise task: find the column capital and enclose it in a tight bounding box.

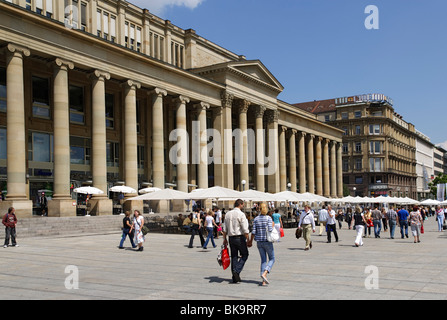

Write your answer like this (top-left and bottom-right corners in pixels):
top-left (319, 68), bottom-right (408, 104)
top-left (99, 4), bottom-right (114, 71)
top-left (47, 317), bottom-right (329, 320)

top-left (121, 79), bottom-right (141, 90)
top-left (254, 105), bottom-right (266, 118)
top-left (90, 69), bottom-right (111, 81)
top-left (193, 102), bottom-right (210, 110)
top-left (235, 99), bottom-right (250, 114)
top-left (280, 125), bottom-right (288, 132)
top-left (149, 87), bottom-right (167, 97)
top-left (52, 58), bottom-right (74, 71)
top-left (266, 109), bottom-right (279, 123)
top-left (174, 95), bottom-right (190, 105)
top-left (6, 43), bottom-right (30, 57)
top-left (299, 131), bottom-right (307, 138)
top-left (221, 91), bottom-right (234, 109)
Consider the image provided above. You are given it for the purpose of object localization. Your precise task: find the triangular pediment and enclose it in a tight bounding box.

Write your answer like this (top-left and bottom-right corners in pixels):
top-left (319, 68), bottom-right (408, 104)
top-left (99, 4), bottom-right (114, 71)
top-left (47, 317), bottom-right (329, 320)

top-left (228, 60), bottom-right (284, 92)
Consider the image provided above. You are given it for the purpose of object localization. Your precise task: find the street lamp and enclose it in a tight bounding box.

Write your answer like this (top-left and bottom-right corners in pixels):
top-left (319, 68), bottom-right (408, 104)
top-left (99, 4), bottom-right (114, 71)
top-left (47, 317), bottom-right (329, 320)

top-left (287, 183), bottom-right (292, 191)
top-left (241, 180), bottom-right (246, 191)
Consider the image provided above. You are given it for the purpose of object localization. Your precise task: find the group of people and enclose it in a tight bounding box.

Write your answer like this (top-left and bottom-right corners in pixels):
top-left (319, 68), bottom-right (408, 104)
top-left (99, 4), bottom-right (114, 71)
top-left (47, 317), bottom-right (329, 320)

top-left (118, 209), bottom-right (145, 251)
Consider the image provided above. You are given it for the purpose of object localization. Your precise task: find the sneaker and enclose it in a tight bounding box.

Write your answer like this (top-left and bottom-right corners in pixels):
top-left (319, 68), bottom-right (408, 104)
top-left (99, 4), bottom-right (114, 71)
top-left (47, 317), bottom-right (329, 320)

top-left (3, 245), bottom-right (7, 248)
top-left (13, 244), bottom-right (19, 247)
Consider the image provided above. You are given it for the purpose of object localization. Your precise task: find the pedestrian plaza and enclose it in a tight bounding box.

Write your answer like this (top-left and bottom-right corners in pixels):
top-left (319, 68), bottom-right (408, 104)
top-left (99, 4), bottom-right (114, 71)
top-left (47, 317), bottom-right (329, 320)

top-left (1, 217), bottom-right (446, 300)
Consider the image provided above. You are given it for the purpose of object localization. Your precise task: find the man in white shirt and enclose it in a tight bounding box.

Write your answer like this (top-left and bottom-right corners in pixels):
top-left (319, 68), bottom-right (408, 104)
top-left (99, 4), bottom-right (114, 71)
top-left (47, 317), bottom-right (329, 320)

top-left (326, 205), bottom-right (339, 243)
top-left (318, 206), bottom-right (329, 236)
top-left (222, 199), bottom-right (250, 283)
top-left (298, 205), bottom-right (316, 251)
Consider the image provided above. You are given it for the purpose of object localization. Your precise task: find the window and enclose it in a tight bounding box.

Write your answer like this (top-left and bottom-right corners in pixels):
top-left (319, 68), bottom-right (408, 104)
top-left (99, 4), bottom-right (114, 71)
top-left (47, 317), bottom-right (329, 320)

top-left (0, 68), bottom-right (6, 113)
top-left (354, 111), bottom-right (362, 118)
top-left (370, 158), bottom-right (383, 172)
top-left (70, 136), bottom-right (91, 164)
top-left (355, 158), bottom-right (362, 170)
top-left (342, 159), bottom-right (349, 172)
top-left (341, 112), bottom-right (348, 120)
top-left (106, 142), bottom-right (119, 167)
top-left (324, 115), bottom-right (330, 122)
top-left (355, 176), bottom-right (363, 184)
top-left (342, 127), bottom-right (348, 136)
top-left (0, 128), bottom-right (6, 160)
top-left (137, 145), bottom-right (145, 169)
top-left (69, 85), bottom-right (84, 123)
top-left (29, 132), bottom-right (53, 162)
top-left (355, 125), bottom-right (361, 135)
top-left (105, 93), bottom-right (114, 128)
top-left (32, 76), bottom-right (50, 119)
top-left (369, 124), bottom-right (381, 135)
top-left (80, 2), bottom-right (87, 31)
top-left (355, 142), bottom-right (362, 153)
top-left (342, 143), bottom-right (348, 154)
top-left (370, 141), bottom-right (382, 154)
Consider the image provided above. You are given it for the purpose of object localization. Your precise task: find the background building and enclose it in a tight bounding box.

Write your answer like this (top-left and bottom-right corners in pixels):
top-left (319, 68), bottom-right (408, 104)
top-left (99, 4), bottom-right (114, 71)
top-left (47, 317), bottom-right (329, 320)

top-left (0, 0), bottom-right (343, 217)
top-left (294, 94), bottom-right (418, 199)
top-left (415, 130), bottom-right (434, 200)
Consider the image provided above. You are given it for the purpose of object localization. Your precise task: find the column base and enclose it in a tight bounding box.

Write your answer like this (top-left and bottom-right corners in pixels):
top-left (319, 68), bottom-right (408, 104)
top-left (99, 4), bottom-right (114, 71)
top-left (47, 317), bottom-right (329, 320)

top-left (0, 199), bottom-right (33, 218)
top-left (48, 198), bottom-right (77, 217)
top-left (88, 197), bottom-right (113, 216)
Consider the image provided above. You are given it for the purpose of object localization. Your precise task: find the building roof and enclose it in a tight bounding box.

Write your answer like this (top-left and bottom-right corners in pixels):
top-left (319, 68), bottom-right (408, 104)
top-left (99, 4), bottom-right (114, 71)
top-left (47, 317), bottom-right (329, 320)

top-left (292, 99), bottom-right (336, 114)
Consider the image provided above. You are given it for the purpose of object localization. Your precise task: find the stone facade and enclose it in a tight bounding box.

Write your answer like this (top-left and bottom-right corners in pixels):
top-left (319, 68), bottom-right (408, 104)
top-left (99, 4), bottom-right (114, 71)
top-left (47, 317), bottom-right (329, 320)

top-left (0, 0), bottom-right (343, 217)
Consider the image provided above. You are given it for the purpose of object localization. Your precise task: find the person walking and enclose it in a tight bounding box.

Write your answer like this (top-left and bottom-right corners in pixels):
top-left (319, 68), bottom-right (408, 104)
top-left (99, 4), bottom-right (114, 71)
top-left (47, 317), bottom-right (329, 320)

top-left (326, 205), bottom-right (338, 243)
top-left (409, 206), bottom-right (423, 243)
top-left (2, 207), bottom-right (18, 248)
top-left (213, 207), bottom-right (222, 239)
top-left (397, 207), bottom-right (410, 239)
top-left (364, 208), bottom-right (372, 238)
top-left (381, 207), bottom-right (388, 232)
top-left (318, 206), bottom-right (328, 236)
top-left (131, 210), bottom-right (145, 251)
top-left (222, 199), bottom-right (250, 284)
top-left (203, 210), bottom-right (218, 249)
top-left (351, 206), bottom-right (367, 247)
top-left (371, 206), bottom-right (382, 238)
top-left (386, 206), bottom-right (398, 239)
top-left (345, 207), bottom-right (353, 230)
top-left (297, 205), bottom-right (316, 251)
top-left (248, 202), bottom-right (275, 286)
top-left (119, 211), bottom-right (136, 249)
top-left (272, 209), bottom-right (283, 242)
top-left (435, 206), bottom-right (445, 232)
top-left (188, 209), bottom-right (204, 248)
top-left (336, 208), bottom-right (344, 229)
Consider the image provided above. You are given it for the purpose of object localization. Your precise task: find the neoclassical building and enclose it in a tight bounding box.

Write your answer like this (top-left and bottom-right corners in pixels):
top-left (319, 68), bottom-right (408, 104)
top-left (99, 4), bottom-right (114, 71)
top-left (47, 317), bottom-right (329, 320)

top-left (0, 0), bottom-right (343, 217)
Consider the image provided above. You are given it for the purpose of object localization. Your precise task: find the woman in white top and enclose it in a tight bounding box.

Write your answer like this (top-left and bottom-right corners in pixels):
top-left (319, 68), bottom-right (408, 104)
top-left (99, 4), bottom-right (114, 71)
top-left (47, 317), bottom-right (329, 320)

top-left (203, 210), bottom-right (218, 249)
top-left (351, 206), bottom-right (367, 247)
top-left (131, 210), bottom-right (145, 252)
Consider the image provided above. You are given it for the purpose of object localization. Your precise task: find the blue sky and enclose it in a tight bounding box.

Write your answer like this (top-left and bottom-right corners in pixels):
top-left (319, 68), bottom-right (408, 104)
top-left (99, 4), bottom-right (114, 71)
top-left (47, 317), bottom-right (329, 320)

top-left (132, 0), bottom-right (447, 146)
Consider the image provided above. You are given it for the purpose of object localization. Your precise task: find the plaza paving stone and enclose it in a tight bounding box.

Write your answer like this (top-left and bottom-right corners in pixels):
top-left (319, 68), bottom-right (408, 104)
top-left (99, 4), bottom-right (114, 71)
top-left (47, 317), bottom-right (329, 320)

top-left (0, 217), bottom-right (446, 300)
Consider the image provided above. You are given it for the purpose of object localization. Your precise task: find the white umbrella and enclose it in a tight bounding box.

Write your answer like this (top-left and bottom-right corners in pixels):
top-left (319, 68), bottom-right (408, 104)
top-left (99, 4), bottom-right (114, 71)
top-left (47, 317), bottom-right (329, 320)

top-left (238, 189), bottom-right (283, 202)
top-left (274, 191), bottom-right (304, 202)
top-left (126, 188), bottom-right (192, 201)
top-left (109, 185), bottom-right (137, 194)
top-left (138, 187), bottom-right (162, 194)
top-left (73, 186), bottom-right (104, 195)
top-left (420, 199), bottom-right (440, 206)
top-left (189, 186), bottom-right (242, 200)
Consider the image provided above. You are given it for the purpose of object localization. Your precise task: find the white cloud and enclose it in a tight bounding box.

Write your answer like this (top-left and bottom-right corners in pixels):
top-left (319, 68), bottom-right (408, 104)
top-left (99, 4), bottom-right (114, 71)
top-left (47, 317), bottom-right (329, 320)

top-left (131, 0), bottom-right (205, 15)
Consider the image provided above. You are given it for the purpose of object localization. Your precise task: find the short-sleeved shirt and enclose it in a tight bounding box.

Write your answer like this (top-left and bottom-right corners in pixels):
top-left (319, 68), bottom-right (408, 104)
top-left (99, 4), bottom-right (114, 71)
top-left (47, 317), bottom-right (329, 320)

top-left (272, 212), bottom-right (281, 224)
top-left (398, 209), bottom-right (409, 222)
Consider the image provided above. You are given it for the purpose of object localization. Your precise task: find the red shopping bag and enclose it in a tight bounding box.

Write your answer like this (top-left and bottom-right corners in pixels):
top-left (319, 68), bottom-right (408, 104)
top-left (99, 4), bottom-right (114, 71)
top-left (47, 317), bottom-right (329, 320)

top-left (280, 228), bottom-right (285, 238)
top-left (421, 224), bottom-right (424, 234)
top-left (217, 245), bottom-right (231, 270)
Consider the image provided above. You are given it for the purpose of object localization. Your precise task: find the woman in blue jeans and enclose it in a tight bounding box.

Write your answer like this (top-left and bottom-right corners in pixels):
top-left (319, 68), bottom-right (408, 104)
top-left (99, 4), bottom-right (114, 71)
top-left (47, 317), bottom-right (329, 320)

top-left (248, 203), bottom-right (275, 286)
top-left (203, 210), bottom-right (218, 249)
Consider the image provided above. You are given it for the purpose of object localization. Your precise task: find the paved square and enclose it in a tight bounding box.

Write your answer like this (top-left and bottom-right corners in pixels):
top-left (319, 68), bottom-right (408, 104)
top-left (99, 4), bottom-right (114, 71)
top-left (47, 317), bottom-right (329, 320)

top-left (1, 217), bottom-right (446, 300)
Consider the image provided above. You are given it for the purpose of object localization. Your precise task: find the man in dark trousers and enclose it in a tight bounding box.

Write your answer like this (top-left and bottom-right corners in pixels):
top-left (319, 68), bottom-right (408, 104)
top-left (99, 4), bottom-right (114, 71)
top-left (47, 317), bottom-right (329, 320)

top-left (222, 199), bottom-right (249, 283)
top-left (39, 192), bottom-right (48, 216)
top-left (2, 207), bottom-right (18, 248)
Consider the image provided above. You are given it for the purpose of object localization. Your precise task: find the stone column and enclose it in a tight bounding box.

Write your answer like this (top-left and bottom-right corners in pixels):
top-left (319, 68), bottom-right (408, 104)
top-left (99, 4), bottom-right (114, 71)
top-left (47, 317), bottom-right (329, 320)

top-left (221, 91), bottom-right (233, 189)
top-left (194, 102), bottom-right (210, 189)
top-left (89, 70), bottom-right (112, 215)
top-left (151, 88), bottom-right (167, 189)
top-left (307, 134), bottom-right (315, 194)
top-left (315, 137), bottom-right (323, 196)
top-left (212, 106), bottom-right (224, 187)
top-left (48, 58), bottom-right (76, 217)
top-left (330, 141), bottom-right (337, 198)
top-left (236, 99), bottom-right (250, 191)
top-left (255, 105), bottom-right (266, 192)
top-left (174, 95), bottom-right (190, 192)
top-left (323, 138), bottom-right (330, 197)
top-left (266, 110), bottom-right (279, 194)
top-left (279, 126), bottom-right (287, 192)
top-left (298, 132), bottom-right (307, 193)
top-left (1, 44), bottom-right (32, 217)
top-left (337, 142), bottom-right (344, 198)
top-left (289, 129), bottom-right (297, 192)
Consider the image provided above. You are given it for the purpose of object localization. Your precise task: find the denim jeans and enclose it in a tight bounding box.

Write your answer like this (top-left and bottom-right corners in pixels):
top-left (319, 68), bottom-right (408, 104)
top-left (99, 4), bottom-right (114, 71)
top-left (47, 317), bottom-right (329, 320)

top-left (119, 228), bottom-right (136, 248)
top-left (256, 241), bottom-right (275, 275)
top-left (203, 227), bottom-right (216, 248)
top-left (373, 219), bottom-right (382, 237)
top-left (4, 227), bottom-right (16, 246)
top-left (437, 215), bottom-right (445, 232)
top-left (389, 220), bottom-right (397, 238)
top-left (229, 235), bottom-right (249, 274)
top-left (400, 221), bottom-right (409, 238)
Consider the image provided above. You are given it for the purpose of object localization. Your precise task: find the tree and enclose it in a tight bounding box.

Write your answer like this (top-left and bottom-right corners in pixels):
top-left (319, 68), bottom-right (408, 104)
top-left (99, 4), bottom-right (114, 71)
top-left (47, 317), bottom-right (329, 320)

top-left (428, 173), bottom-right (447, 198)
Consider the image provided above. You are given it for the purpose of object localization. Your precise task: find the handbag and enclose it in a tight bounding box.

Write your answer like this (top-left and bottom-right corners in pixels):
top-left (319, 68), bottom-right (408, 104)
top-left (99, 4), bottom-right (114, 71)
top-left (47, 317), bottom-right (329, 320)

top-left (217, 245), bottom-right (230, 270)
top-left (267, 227), bottom-right (280, 242)
top-left (295, 228), bottom-right (303, 239)
top-left (280, 228), bottom-right (285, 238)
top-left (421, 224), bottom-right (424, 234)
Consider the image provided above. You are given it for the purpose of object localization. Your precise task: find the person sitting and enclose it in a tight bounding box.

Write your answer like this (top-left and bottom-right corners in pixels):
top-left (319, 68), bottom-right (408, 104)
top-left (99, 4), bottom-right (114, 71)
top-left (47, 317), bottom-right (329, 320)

top-left (182, 214), bottom-right (192, 234)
